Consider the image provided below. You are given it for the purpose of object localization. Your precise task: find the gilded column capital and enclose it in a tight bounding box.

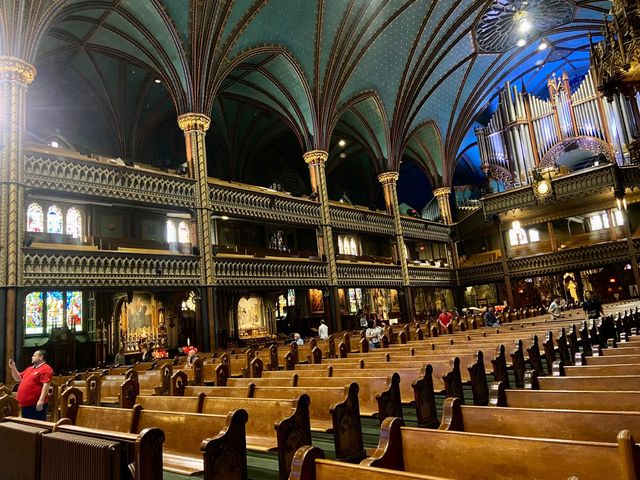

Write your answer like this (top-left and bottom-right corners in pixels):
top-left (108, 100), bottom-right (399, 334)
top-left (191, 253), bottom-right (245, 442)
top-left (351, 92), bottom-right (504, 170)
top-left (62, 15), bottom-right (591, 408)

top-left (433, 187), bottom-right (452, 198)
top-left (0, 56), bottom-right (36, 84)
top-left (177, 113), bottom-right (211, 132)
top-left (378, 171), bottom-right (399, 185)
top-left (303, 150), bottom-right (328, 165)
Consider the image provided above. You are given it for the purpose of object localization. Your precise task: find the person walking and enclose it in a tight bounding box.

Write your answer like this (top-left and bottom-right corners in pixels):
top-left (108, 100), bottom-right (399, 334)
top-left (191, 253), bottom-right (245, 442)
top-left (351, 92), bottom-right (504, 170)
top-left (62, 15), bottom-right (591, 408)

top-left (8, 350), bottom-right (54, 420)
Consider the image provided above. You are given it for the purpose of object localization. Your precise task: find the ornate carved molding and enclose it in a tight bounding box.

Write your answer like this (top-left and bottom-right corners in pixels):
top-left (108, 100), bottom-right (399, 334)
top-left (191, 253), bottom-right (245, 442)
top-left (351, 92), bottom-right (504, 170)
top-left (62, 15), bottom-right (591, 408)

top-left (24, 151), bottom-right (197, 208)
top-left (458, 262), bottom-right (504, 285)
top-left (303, 150), bottom-right (328, 165)
top-left (337, 264), bottom-right (402, 287)
top-left (482, 186), bottom-right (536, 217)
top-left (401, 217), bottom-right (450, 242)
top-left (214, 258), bottom-right (328, 287)
top-left (620, 165), bottom-right (640, 191)
top-left (552, 164), bottom-right (617, 200)
top-left (408, 267), bottom-right (456, 287)
top-left (482, 164), bottom-right (621, 216)
top-left (507, 241), bottom-right (630, 277)
top-left (377, 171), bottom-right (399, 185)
top-left (0, 56), bottom-right (36, 84)
top-left (177, 113), bottom-right (211, 132)
top-left (330, 204), bottom-right (394, 235)
top-left (23, 251), bottom-right (200, 288)
top-left (209, 183), bottom-right (320, 225)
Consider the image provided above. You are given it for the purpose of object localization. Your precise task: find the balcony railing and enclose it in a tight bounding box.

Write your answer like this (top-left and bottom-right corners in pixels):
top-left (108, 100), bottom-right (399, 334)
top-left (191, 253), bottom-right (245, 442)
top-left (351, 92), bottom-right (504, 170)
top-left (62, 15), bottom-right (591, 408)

top-left (24, 147), bottom-right (196, 209)
top-left (23, 249), bottom-right (201, 288)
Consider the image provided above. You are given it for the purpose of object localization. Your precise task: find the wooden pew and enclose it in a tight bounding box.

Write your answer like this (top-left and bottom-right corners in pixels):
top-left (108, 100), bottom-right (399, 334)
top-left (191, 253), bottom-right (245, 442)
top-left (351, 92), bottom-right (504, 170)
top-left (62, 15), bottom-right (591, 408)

top-left (126, 392), bottom-right (311, 479)
top-left (171, 383), bottom-right (365, 462)
top-left (99, 375), bottom-right (139, 408)
top-left (490, 381), bottom-right (640, 411)
top-left (360, 417), bottom-right (640, 480)
top-left (289, 446), bottom-right (447, 480)
top-left (58, 388), bottom-right (248, 479)
top-left (440, 397), bottom-right (640, 443)
top-left (0, 394), bottom-right (19, 420)
top-left (3, 415), bottom-right (164, 480)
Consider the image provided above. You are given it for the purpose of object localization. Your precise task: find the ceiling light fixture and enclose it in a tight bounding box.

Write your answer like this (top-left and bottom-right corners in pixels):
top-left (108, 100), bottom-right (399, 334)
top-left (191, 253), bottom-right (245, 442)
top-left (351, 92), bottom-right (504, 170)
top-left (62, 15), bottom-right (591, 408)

top-left (338, 139), bottom-right (346, 147)
top-left (154, 78), bottom-right (161, 84)
top-left (538, 40), bottom-right (548, 51)
top-left (517, 38), bottom-right (527, 47)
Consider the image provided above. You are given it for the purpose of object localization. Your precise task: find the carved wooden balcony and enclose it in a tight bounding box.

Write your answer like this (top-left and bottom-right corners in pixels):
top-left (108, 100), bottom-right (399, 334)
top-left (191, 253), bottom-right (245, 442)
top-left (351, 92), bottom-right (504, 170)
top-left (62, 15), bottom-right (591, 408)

top-left (214, 256), bottom-right (328, 287)
top-left (337, 263), bottom-right (402, 287)
top-left (24, 147), bottom-right (196, 209)
top-left (408, 265), bottom-right (456, 286)
top-left (23, 249), bottom-right (200, 288)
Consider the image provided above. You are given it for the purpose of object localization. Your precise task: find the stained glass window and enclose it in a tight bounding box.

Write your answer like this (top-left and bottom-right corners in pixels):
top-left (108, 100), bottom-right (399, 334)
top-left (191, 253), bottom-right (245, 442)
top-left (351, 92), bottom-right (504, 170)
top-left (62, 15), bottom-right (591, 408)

top-left (27, 203), bottom-right (44, 233)
top-left (66, 291), bottom-right (82, 331)
top-left (166, 220), bottom-right (177, 242)
top-left (178, 221), bottom-right (190, 243)
top-left (66, 207), bottom-right (82, 239)
top-left (46, 291), bottom-right (63, 332)
top-left (47, 205), bottom-right (63, 234)
top-left (25, 292), bottom-right (44, 334)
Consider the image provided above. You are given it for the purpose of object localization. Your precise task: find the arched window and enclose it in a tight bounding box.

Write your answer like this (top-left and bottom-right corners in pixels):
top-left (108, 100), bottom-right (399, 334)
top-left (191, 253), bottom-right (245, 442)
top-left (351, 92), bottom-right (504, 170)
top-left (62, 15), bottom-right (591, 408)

top-left (166, 220), bottom-right (177, 243)
top-left (25, 292), bottom-right (44, 335)
top-left (47, 205), bottom-right (63, 234)
top-left (338, 236), bottom-right (345, 255)
top-left (178, 221), bottom-right (190, 243)
top-left (66, 207), bottom-right (82, 239)
top-left (66, 291), bottom-right (83, 331)
top-left (46, 291), bottom-right (63, 332)
top-left (349, 238), bottom-right (358, 256)
top-left (27, 203), bottom-right (44, 232)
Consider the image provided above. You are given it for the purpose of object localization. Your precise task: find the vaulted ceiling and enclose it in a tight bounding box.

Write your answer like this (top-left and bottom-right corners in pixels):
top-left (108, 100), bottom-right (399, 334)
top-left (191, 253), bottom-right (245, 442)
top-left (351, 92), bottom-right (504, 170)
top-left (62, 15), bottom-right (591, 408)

top-left (2, 0), bottom-right (610, 208)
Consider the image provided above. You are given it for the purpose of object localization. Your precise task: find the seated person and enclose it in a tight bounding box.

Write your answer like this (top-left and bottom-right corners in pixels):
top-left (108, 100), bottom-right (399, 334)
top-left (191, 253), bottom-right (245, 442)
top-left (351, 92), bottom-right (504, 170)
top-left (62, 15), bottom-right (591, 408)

top-left (293, 333), bottom-right (304, 346)
top-left (437, 309), bottom-right (453, 333)
top-left (114, 348), bottom-right (126, 365)
top-left (582, 290), bottom-right (604, 320)
top-left (483, 307), bottom-right (500, 327)
top-left (548, 297), bottom-right (562, 320)
top-left (365, 320), bottom-right (383, 349)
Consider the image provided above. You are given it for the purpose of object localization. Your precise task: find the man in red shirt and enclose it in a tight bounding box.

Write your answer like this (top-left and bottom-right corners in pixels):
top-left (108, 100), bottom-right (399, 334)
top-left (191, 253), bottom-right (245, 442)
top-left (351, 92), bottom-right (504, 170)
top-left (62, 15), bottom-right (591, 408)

top-left (437, 309), bottom-right (453, 333)
top-left (8, 350), bottom-right (53, 420)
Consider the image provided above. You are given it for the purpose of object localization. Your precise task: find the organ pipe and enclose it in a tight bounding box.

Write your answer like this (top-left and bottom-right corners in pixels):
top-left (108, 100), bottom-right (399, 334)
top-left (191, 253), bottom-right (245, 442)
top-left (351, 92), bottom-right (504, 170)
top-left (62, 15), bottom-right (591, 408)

top-left (475, 67), bottom-right (639, 188)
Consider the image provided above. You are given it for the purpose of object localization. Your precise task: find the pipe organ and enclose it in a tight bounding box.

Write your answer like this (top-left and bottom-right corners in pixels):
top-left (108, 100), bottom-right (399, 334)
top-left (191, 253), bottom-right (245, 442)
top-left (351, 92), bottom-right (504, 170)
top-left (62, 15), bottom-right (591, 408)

top-left (476, 68), bottom-right (640, 190)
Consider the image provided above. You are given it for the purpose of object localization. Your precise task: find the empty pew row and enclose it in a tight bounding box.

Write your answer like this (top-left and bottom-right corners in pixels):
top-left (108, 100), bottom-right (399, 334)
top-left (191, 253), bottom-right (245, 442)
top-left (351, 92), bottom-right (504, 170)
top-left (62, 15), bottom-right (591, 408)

top-left (61, 387), bottom-right (308, 479)
top-left (161, 382), bottom-right (365, 462)
top-left (55, 388), bottom-right (248, 478)
top-left (291, 417), bottom-right (640, 480)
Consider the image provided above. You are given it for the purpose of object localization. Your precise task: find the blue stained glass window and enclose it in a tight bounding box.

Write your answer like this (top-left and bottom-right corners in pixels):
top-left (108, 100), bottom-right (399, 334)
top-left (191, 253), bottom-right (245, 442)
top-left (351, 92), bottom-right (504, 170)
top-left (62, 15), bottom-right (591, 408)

top-left (47, 205), bottom-right (63, 234)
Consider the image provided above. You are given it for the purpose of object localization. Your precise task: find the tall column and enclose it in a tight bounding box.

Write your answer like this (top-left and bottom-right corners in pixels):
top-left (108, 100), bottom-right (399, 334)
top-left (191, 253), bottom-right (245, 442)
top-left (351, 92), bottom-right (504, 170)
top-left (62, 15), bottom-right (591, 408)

top-left (177, 113), bottom-right (216, 350)
top-left (303, 150), bottom-right (341, 331)
top-left (0, 57), bottom-right (35, 381)
top-left (496, 221), bottom-right (515, 307)
top-left (378, 171), bottom-right (413, 320)
top-left (433, 187), bottom-right (453, 225)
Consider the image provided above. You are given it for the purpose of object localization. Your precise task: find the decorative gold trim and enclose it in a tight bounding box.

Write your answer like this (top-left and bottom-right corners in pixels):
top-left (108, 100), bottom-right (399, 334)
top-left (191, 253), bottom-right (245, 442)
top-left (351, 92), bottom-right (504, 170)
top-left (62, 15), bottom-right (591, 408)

top-left (378, 171), bottom-right (399, 185)
top-left (432, 187), bottom-right (451, 197)
top-left (177, 113), bottom-right (211, 132)
top-left (303, 150), bottom-right (328, 165)
top-left (0, 56), bottom-right (36, 84)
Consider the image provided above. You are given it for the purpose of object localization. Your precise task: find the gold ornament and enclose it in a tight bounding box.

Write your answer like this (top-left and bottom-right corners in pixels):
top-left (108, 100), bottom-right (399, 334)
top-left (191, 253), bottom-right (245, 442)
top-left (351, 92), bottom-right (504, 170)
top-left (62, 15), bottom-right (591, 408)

top-left (177, 113), bottom-right (211, 132)
top-left (0, 57), bottom-right (36, 84)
